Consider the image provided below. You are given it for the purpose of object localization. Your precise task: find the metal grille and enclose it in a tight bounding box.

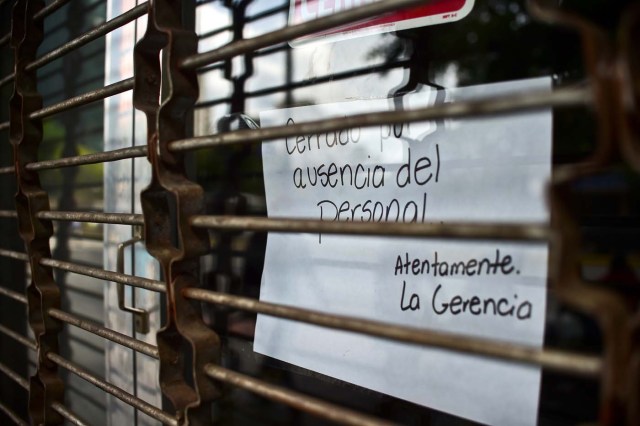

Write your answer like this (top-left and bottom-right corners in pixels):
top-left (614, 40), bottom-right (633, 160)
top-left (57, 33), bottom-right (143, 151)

top-left (0, 0), bottom-right (638, 424)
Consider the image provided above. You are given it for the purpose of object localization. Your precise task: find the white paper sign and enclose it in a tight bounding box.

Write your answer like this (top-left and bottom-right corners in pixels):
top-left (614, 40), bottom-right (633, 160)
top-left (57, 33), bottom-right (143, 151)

top-left (257, 78), bottom-right (551, 426)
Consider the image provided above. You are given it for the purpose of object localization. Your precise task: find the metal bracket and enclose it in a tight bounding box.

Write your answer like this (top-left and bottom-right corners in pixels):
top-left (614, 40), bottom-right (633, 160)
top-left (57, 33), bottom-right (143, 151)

top-left (116, 225), bottom-right (149, 334)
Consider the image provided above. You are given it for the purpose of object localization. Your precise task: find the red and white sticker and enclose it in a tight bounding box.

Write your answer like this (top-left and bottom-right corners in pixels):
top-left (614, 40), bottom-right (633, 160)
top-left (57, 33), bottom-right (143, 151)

top-left (289, 0), bottom-right (475, 46)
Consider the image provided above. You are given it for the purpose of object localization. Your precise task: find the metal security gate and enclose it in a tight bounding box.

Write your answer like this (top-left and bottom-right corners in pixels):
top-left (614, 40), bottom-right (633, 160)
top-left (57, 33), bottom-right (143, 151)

top-left (0, 0), bottom-right (639, 425)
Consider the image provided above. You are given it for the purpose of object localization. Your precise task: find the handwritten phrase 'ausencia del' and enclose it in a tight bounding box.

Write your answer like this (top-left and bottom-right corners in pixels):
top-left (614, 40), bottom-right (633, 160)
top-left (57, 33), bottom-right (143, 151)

top-left (285, 118), bottom-right (440, 229)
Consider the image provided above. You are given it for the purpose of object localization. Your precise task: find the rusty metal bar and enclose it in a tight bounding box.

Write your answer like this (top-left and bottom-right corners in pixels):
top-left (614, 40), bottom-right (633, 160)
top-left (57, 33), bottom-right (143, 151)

top-left (47, 353), bottom-right (179, 426)
top-left (197, 3), bottom-right (288, 40)
top-left (26, 3), bottom-right (148, 72)
top-left (204, 364), bottom-right (394, 426)
top-left (37, 211), bottom-right (144, 226)
top-left (0, 364), bottom-right (81, 426)
top-left (0, 248), bottom-right (29, 262)
top-left (0, 210), bottom-right (551, 240)
top-left (0, 247), bottom-right (602, 375)
top-left (185, 288), bottom-right (602, 377)
top-left (133, 0), bottom-right (221, 419)
top-left (171, 86), bottom-right (592, 152)
top-left (0, 248), bottom-right (166, 292)
top-left (195, 59), bottom-right (410, 110)
top-left (0, 361), bottom-right (29, 390)
top-left (0, 2), bottom-right (147, 89)
top-left (48, 308), bottom-right (159, 358)
top-left (26, 145), bottom-right (147, 171)
top-left (0, 210), bottom-right (17, 218)
top-left (0, 286), bottom-right (27, 304)
top-left (0, 78), bottom-right (135, 130)
top-left (0, 363), bottom-right (88, 426)
top-left (0, 166), bottom-right (13, 174)
top-left (0, 367), bottom-right (83, 426)
top-left (0, 78), bottom-right (133, 131)
top-left (29, 78), bottom-right (134, 120)
top-left (181, 0), bottom-right (431, 69)
top-left (0, 33), bottom-right (9, 48)
top-left (191, 215), bottom-right (550, 241)
top-left (9, 1), bottom-right (67, 422)
top-left (0, 401), bottom-right (28, 426)
top-left (0, 0), bottom-right (71, 48)
top-left (33, 0), bottom-right (71, 20)
top-left (0, 324), bottom-right (37, 351)
top-left (0, 73), bottom-right (12, 89)
top-left (39, 257), bottom-right (166, 293)
top-left (50, 402), bottom-right (89, 426)
top-left (0, 365), bottom-right (84, 426)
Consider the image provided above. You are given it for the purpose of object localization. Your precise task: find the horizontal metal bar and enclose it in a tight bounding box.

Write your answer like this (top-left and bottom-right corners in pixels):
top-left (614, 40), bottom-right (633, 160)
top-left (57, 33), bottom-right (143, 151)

top-left (48, 308), bottom-right (159, 358)
top-left (0, 1), bottom-right (140, 88)
top-left (195, 62), bottom-right (225, 75)
top-left (205, 364), bottom-right (393, 426)
top-left (39, 257), bottom-right (166, 293)
top-left (47, 353), bottom-right (178, 426)
top-left (0, 72), bottom-right (12, 89)
top-left (50, 402), bottom-right (89, 426)
top-left (29, 77), bottom-right (134, 120)
top-left (253, 41), bottom-right (288, 58)
top-left (26, 145), bottom-right (148, 171)
top-left (27, 3), bottom-right (148, 72)
top-left (198, 24), bottom-right (232, 41)
top-left (195, 59), bottom-right (409, 110)
top-left (6, 209), bottom-right (548, 240)
top-left (0, 249), bottom-right (29, 262)
top-left (0, 286), bottom-right (27, 304)
top-left (185, 289), bottom-right (602, 377)
top-left (0, 0), bottom-right (70, 47)
top-left (0, 361), bottom-right (29, 390)
top-left (180, 0), bottom-right (429, 69)
top-left (0, 361), bottom-right (88, 425)
top-left (197, 3), bottom-right (288, 40)
top-left (0, 33), bottom-right (9, 48)
top-left (0, 249), bottom-right (165, 293)
top-left (247, 3), bottom-right (289, 22)
top-left (171, 86), bottom-right (592, 152)
top-left (253, 60), bottom-right (410, 98)
top-left (33, 0), bottom-right (72, 20)
top-left (38, 181), bottom-right (101, 190)
top-left (0, 401), bottom-right (28, 426)
top-left (0, 166), bottom-right (13, 174)
top-left (191, 215), bottom-right (550, 241)
top-left (0, 324), bottom-right (37, 351)
top-left (0, 78), bottom-right (135, 130)
top-left (37, 211), bottom-right (144, 226)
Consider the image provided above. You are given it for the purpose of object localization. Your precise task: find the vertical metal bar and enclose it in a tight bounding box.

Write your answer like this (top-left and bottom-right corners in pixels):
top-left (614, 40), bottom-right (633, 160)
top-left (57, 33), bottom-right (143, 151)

top-left (133, 0), bottom-right (219, 423)
top-left (0, 1), bottom-right (24, 422)
top-left (528, 2), bottom-right (638, 424)
top-left (9, 0), bottom-right (64, 424)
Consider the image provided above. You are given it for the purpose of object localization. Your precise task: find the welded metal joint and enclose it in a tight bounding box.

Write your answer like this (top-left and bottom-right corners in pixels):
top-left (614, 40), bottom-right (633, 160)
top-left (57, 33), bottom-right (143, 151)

top-left (9, 0), bottom-right (64, 423)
